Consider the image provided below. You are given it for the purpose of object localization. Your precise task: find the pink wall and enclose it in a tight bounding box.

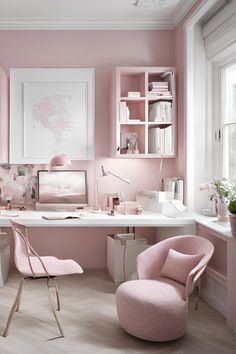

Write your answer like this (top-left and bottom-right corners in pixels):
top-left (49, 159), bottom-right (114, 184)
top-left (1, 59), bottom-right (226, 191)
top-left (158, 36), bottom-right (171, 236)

top-left (0, 30), bottom-right (178, 205)
top-left (0, 30), bottom-right (175, 268)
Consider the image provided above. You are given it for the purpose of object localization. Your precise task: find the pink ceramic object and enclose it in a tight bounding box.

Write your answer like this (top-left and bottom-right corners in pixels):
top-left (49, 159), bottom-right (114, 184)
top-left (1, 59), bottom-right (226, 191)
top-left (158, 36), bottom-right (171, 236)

top-left (116, 235), bottom-right (214, 342)
top-left (49, 154), bottom-right (71, 172)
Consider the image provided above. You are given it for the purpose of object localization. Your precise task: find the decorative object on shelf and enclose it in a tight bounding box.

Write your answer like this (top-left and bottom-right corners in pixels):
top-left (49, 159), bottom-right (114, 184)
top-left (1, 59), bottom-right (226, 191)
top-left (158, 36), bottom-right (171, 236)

top-left (128, 92), bottom-right (140, 98)
top-left (10, 68), bottom-right (94, 163)
top-left (200, 178), bottom-right (236, 221)
top-left (48, 154), bottom-right (71, 172)
top-left (120, 132), bottom-right (139, 154)
top-left (228, 199), bottom-right (236, 236)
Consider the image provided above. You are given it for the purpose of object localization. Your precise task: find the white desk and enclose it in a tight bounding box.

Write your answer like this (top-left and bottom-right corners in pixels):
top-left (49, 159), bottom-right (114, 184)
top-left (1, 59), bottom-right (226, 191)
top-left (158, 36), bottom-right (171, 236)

top-left (0, 210), bottom-right (196, 228)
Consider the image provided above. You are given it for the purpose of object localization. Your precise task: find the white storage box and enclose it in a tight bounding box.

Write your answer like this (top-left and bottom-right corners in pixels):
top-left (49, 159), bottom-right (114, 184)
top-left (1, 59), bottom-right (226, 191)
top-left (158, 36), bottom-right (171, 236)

top-left (0, 233), bottom-right (10, 287)
top-left (107, 233), bottom-right (148, 283)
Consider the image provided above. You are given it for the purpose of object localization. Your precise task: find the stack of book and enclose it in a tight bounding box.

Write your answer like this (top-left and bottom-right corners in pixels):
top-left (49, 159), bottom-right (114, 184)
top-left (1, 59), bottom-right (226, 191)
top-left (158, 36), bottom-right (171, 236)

top-left (149, 101), bottom-right (172, 122)
top-left (119, 102), bottom-right (140, 122)
top-left (148, 81), bottom-right (171, 97)
top-left (148, 126), bottom-right (173, 155)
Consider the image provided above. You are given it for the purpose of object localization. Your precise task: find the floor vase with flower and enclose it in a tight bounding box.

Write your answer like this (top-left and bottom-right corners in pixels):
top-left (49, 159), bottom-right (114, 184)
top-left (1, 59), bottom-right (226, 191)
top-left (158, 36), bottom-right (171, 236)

top-left (217, 201), bottom-right (229, 222)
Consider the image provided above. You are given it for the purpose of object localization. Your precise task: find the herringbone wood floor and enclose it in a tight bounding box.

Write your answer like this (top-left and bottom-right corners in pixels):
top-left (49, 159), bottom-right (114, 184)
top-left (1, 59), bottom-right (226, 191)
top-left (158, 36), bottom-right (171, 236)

top-left (0, 270), bottom-right (235, 354)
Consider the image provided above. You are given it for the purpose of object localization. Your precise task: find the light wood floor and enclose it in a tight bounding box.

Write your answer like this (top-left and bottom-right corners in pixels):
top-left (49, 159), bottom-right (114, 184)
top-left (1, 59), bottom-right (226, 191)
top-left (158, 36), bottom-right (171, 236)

top-left (0, 270), bottom-right (235, 354)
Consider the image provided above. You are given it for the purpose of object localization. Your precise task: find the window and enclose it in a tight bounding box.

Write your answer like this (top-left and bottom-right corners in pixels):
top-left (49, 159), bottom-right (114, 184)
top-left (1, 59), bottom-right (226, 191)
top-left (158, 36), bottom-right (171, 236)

top-left (223, 63), bottom-right (236, 183)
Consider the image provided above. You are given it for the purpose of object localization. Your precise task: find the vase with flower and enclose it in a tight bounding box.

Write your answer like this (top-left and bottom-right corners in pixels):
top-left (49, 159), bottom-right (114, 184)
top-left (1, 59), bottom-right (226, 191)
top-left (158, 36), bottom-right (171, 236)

top-left (200, 178), bottom-right (236, 221)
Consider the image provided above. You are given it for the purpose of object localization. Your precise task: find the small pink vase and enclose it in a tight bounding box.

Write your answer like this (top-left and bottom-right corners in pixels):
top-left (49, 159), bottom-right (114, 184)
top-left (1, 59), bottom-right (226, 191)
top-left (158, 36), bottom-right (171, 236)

top-left (229, 214), bottom-right (236, 237)
top-left (217, 201), bottom-right (229, 222)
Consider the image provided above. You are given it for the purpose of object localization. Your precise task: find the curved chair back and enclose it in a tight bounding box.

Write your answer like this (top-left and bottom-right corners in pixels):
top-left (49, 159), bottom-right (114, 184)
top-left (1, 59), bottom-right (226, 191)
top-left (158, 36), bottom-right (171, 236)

top-left (10, 220), bottom-right (48, 277)
top-left (11, 221), bottom-right (31, 274)
top-left (137, 235), bottom-right (214, 299)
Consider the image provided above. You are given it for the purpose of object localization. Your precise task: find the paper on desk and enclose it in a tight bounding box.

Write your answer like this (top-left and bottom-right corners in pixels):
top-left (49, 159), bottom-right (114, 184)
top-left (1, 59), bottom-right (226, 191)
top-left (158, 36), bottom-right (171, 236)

top-left (42, 215), bottom-right (80, 220)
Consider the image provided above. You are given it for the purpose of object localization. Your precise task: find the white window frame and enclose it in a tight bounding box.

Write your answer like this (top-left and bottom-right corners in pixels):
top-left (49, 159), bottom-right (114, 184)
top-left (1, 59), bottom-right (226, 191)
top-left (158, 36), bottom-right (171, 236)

top-left (212, 56), bottom-right (236, 180)
top-left (184, 0), bottom-right (236, 212)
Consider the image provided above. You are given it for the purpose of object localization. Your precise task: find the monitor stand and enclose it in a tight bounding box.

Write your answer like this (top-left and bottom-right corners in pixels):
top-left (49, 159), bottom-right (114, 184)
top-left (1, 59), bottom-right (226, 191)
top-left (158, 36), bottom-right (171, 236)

top-left (35, 203), bottom-right (86, 212)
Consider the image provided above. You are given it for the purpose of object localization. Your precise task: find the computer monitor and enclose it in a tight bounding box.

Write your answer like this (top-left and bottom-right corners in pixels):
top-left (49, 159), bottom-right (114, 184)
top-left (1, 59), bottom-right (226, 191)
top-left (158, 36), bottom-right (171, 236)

top-left (37, 170), bottom-right (88, 206)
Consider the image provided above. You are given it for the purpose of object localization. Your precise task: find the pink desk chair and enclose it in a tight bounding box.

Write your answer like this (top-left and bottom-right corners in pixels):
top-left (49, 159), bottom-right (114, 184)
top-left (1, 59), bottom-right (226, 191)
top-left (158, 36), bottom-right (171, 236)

top-left (116, 235), bottom-right (214, 342)
top-left (3, 220), bottom-right (83, 338)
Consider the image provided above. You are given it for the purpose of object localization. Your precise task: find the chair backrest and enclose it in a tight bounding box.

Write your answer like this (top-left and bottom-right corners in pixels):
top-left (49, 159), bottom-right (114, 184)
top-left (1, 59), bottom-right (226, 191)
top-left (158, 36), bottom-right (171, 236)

top-left (10, 220), bottom-right (44, 277)
top-left (137, 235), bottom-right (214, 298)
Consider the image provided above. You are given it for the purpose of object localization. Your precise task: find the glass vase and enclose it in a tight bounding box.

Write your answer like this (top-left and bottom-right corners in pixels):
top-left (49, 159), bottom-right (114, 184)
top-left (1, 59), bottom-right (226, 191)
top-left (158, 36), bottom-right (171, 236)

top-left (217, 200), bottom-right (229, 222)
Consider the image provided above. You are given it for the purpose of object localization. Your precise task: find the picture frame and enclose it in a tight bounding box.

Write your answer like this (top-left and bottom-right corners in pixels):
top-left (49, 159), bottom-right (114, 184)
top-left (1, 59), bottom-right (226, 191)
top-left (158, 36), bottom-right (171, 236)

top-left (0, 68), bottom-right (8, 163)
top-left (10, 68), bottom-right (94, 163)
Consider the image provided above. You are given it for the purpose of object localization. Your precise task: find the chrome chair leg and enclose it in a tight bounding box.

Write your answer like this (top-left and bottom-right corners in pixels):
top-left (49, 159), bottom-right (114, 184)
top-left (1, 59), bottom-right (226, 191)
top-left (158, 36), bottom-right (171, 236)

top-left (47, 279), bottom-right (64, 337)
top-left (194, 278), bottom-right (201, 311)
top-left (54, 278), bottom-right (61, 311)
top-left (3, 277), bottom-right (25, 337)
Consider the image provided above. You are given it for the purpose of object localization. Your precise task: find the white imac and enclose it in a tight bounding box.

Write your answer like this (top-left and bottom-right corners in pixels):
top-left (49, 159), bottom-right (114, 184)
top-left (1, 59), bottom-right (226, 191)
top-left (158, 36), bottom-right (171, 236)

top-left (36, 170), bottom-right (88, 211)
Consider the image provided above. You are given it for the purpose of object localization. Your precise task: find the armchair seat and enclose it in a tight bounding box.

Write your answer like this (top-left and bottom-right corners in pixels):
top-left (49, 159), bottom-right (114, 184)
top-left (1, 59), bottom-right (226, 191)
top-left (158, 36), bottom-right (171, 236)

top-left (116, 278), bottom-right (186, 342)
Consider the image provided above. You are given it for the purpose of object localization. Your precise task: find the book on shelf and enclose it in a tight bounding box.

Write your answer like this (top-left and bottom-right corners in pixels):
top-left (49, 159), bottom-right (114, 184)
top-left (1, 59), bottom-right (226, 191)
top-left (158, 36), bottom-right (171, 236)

top-left (148, 81), bottom-right (169, 90)
top-left (148, 91), bottom-right (172, 97)
top-left (148, 126), bottom-right (173, 155)
top-left (149, 101), bottom-right (172, 122)
top-left (42, 215), bottom-right (80, 220)
top-left (119, 102), bottom-right (130, 122)
top-left (127, 119), bottom-right (141, 123)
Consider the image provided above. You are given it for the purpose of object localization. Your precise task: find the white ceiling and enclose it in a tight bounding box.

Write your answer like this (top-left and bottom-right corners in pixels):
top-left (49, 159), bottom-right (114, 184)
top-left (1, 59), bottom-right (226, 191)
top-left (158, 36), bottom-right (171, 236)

top-left (0, 0), bottom-right (196, 30)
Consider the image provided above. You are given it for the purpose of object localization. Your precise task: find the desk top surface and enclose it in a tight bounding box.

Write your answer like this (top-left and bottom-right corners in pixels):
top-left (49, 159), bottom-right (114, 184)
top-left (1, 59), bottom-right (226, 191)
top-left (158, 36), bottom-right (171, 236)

top-left (0, 211), bottom-right (234, 240)
top-left (0, 210), bottom-right (195, 227)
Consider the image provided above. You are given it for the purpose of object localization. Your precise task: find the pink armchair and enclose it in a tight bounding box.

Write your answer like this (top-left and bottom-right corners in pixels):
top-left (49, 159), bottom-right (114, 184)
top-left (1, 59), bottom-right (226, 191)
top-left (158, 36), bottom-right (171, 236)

top-left (116, 235), bottom-right (214, 342)
top-left (3, 220), bottom-right (83, 338)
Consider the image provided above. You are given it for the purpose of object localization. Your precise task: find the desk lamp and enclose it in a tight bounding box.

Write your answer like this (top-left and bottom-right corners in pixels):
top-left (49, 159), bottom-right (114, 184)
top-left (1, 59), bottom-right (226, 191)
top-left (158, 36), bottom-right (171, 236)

top-left (101, 166), bottom-right (130, 184)
top-left (101, 166), bottom-right (130, 215)
top-left (48, 154), bottom-right (71, 172)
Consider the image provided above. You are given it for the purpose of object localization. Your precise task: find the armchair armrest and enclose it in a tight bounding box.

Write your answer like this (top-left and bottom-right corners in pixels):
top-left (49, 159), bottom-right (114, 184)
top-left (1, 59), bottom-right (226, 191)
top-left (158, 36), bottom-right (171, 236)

top-left (137, 242), bottom-right (169, 279)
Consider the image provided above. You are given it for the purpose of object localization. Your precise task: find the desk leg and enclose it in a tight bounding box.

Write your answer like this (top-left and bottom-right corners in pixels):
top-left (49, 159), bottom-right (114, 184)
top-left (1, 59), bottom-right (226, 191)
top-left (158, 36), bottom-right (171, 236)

top-left (227, 237), bottom-right (236, 332)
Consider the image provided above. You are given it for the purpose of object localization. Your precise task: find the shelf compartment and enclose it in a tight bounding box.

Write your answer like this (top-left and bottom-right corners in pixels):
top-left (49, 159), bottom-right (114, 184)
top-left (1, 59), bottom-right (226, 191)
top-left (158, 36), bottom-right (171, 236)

top-left (120, 72), bottom-right (145, 97)
top-left (120, 99), bottom-right (145, 122)
top-left (119, 124), bottom-right (145, 155)
top-left (148, 100), bottom-right (173, 123)
top-left (147, 71), bottom-right (174, 98)
top-left (148, 125), bottom-right (173, 155)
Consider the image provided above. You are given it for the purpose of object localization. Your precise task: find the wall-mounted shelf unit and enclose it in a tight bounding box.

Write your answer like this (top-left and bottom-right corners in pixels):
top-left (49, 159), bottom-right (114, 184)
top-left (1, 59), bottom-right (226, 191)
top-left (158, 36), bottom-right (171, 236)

top-left (111, 67), bottom-right (177, 158)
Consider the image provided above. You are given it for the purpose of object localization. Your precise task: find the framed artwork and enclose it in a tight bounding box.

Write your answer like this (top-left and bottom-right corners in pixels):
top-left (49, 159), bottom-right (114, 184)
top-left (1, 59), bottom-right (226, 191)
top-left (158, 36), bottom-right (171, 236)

top-left (10, 68), bottom-right (94, 163)
top-left (0, 68), bottom-right (8, 163)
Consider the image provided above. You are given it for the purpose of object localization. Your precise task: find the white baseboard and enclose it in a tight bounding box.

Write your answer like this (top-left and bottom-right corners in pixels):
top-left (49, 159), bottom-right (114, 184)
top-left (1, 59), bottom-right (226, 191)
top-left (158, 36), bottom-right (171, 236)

top-left (201, 266), bottom-right (227, 317)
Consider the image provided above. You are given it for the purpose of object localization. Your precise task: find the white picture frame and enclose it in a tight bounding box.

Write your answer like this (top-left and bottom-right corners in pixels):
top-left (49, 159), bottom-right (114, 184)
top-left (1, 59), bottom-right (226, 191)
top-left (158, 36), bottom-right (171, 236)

top-left (10, 68), bottom-right (94, 163)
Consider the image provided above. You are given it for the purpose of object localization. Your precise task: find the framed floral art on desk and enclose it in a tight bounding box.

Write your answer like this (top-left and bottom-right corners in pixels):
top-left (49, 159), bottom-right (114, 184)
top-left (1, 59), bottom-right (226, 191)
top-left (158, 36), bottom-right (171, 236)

top-left (10, 68), bottom-right (95, 164)
top-left (0, 68), bottom-right (8, 163)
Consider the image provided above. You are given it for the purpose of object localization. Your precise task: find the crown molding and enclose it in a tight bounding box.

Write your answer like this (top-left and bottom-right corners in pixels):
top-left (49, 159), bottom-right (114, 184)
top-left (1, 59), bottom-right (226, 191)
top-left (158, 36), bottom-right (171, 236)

top-left (0, 18), bottom-right (174, 31)
top-left (0, 1), bottom-right (199, 31)
top-left (172, 0), bottom-right (196, 27)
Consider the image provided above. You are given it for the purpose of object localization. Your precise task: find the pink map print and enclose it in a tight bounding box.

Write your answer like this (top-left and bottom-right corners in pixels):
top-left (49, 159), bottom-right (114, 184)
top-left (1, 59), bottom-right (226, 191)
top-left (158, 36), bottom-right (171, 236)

top-left (32, 95), bottom-right (75, 143)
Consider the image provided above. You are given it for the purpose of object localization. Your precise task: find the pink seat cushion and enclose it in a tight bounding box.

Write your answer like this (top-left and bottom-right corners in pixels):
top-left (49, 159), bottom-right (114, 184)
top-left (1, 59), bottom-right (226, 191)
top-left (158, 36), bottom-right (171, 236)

top-left (18, 256), bottom-right (83, 277)
top-left (160, 248), bottom-right (204, 285)
top-left (116, 278), bottom-right (186, 341)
